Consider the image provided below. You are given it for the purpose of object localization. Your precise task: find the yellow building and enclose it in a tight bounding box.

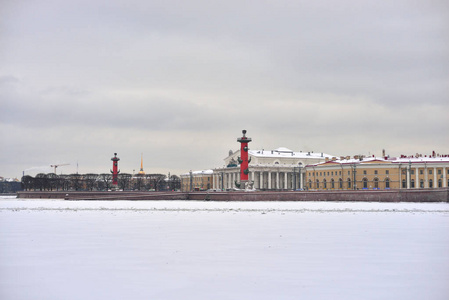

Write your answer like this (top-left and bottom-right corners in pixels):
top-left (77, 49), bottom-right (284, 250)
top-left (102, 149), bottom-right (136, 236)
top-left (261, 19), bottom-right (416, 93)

top-left (304, 154), bottom-right (449, 191)
top-left (180, 170), bottom-right (213, 192)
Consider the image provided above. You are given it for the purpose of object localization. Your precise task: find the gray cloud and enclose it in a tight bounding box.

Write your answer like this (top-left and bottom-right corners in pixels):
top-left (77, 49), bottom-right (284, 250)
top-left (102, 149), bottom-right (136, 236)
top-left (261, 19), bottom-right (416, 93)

top-left (1, 0), bottom-right (448, 178)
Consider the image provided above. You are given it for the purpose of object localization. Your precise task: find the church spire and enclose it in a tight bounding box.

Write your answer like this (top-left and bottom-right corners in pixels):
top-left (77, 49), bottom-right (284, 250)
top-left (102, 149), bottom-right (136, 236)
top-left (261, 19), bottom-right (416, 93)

top-left (138, 153), bottom-right (145, 175)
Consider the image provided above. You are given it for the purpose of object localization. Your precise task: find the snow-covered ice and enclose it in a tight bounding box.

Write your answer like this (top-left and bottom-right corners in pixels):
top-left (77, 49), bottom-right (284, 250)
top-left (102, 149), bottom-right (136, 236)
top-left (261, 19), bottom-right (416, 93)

top-left (1, 197), bottom-right (448, 300)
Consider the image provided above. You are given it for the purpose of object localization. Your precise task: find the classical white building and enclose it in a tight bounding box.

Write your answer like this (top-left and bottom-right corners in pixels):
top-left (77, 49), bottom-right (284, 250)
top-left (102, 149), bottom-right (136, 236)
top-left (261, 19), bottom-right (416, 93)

top-left (212, 147), bottom-right (334, 190)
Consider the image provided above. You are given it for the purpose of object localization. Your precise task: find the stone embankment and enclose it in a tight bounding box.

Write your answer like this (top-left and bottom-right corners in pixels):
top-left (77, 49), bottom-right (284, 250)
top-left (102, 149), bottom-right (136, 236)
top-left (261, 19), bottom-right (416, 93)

top-left (16, 188), bottom-right (449, 202)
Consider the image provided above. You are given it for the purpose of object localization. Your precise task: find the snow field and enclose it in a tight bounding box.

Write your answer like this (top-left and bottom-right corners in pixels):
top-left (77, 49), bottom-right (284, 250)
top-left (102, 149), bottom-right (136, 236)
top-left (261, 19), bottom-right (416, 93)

top-left (1, 198), bottom-right (448, 300)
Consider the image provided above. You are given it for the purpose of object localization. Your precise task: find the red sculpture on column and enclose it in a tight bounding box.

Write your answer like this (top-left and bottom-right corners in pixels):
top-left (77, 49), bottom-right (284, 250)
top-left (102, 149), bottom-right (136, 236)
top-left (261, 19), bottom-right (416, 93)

top-left (237, 130), bottom-right (252, 188)
top-left (111, 153), bottom-right (120, 186)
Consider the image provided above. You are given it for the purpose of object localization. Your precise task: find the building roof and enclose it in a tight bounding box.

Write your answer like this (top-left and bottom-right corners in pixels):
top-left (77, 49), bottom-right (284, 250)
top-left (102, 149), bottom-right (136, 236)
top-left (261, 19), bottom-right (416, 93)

top-left (249, 148), bottom-right (334, 159)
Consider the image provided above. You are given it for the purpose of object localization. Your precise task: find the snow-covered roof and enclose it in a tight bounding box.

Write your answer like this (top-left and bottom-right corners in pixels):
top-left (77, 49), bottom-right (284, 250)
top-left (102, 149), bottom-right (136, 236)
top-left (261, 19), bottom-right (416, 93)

top-left (180, 169), bottom-right (214, 176)
top-left (249, 148), bottom-right (334, 159)
top-left (309, 155), bottom-right (449, 167)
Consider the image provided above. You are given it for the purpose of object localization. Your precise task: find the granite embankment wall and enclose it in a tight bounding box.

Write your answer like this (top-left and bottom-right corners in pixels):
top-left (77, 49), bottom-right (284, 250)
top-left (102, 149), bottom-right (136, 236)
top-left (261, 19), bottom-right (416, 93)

top-left (16, 188), bottom-right (449, 202)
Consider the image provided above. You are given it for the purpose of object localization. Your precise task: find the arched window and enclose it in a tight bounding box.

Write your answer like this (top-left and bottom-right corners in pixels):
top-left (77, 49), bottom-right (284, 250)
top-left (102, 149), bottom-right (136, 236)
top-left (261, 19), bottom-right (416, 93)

top-left (363, 178), bottom-right (368, 189)
top-left (331, 179), bottom-right (335, 189)
top-left (308, 180), bottom-right (312, 189)
top-left (323, 179), bottom-right (327, 189)
top-left (373, 178), bottom-right (379, 189)
top-left (339, 178), bottom-right (343, 189)
top-left (385, 178), bottom-right (390, 189)
top-left (347, 178), bottom-right (351, 189)
top-left (316, 180), bottom-right (320, 189)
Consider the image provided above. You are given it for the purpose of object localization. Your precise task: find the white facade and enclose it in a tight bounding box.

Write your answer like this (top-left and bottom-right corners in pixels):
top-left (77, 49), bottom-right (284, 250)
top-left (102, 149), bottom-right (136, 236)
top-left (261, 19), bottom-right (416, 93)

top-left (212, 147), bottom-right (334, 190)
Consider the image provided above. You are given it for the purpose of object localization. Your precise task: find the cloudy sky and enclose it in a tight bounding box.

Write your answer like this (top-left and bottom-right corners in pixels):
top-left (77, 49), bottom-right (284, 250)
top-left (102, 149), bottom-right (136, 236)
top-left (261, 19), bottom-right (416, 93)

top-left (1, 0), bottom-right (448, 178)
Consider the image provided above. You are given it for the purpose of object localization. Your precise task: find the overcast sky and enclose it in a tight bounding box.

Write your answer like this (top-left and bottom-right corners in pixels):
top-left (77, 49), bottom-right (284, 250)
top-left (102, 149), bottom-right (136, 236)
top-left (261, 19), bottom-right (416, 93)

top-left (1, 0), bottom-right (448, 178)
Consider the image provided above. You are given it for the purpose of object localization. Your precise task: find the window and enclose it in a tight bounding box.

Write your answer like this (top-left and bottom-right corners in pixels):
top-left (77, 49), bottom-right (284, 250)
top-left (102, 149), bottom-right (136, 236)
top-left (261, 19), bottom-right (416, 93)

top-left (420, 179), bottom-right (424, 188)
top-left (327, 172), bottom-right (330, 176)
top-left (402, 179), bottom-right (406, 189)
top-left (347, 178), bottom-right (351, 189)
top-left (339, 178), bottom-right (343, 189)
top-left (316, 180), bottom-right (320, 189)
top-left (331, 171), bottom-right (333, 176)
top-left (438, 169), bottom-right (442, 175)
top-left (411, 170), bottom-right (414, 175)
top-left (374, 178), bottom-right (379, 189)
top-left (348, 171), bottom-right (350, 175)
top-left (309, 180), bottom-right (312, 189)
top-left (438, 179), bottom-right (442, 188)
top-left (385, 178), bottom-right (390, 189)
top-left (386, 170), bottom-right (389, 175)
top-left (331, 179), bottom-right (335, 189)
top-left (429, 179), bottom-right (433, 188)
top-left (363, 170), bottom-right (367, 175)
top-left (420, 170), bottom-right (423, 175)
top-left (374, 170), bottom-right (378, 175)
top-left (429, 169), bottom-right (432, 175)
top-left (363, 178), bottom-right (368, 189)
top-left (411, 179), bottom-right (415, 188)
top-left (323, 179), bottom-right (327, 189)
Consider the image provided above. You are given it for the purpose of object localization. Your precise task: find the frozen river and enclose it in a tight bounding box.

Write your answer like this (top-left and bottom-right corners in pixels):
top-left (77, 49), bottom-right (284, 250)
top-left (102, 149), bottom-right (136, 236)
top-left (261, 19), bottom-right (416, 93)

top-left (1, 197), bottom-right (449, 300)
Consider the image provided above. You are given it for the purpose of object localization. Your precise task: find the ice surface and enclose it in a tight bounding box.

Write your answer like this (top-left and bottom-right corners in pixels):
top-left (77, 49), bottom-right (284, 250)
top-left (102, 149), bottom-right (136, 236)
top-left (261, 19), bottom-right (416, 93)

top-left (1, 197), bottom-right (448, 300)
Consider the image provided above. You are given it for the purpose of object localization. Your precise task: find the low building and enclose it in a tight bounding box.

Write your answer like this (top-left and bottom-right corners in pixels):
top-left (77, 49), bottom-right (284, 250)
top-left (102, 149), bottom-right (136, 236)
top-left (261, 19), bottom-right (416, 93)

top-left (303, 154), bottom-right (449, 190)
top-left (180, 170), bottom-right (213, 192)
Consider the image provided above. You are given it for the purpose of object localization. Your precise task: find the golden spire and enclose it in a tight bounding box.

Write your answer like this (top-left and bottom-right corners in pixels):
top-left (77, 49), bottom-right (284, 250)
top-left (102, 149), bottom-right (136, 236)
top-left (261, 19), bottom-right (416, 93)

top-left (138, 153), bottom-right (145, 175)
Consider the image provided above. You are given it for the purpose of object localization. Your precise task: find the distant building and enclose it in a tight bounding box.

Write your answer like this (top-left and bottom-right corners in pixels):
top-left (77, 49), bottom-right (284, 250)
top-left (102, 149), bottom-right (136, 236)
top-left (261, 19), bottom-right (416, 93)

top-left (303, 154), bottom-right (449, 190)
top-left (180, 170), bottom-right (213, 192)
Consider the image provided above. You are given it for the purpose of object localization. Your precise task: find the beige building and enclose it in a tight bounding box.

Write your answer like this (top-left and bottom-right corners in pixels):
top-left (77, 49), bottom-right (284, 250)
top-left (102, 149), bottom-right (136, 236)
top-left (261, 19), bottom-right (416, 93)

top-left (180, 170), bottom-right (213, 192)
top-left (304, 154), bottom-right (449, 190)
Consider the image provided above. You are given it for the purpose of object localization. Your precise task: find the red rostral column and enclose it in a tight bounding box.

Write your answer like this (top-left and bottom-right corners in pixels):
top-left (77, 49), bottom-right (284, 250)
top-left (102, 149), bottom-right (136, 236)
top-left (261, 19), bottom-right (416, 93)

top-left (237, 129), bottom-right (252, 187)
top-left (110, 153), bottom-right (120, 186)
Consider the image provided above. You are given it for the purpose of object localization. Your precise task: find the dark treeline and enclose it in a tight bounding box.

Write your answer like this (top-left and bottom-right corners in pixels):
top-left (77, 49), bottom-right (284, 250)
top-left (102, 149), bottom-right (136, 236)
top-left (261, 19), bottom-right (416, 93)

top-left (21, 173), bottom-right (181, 192)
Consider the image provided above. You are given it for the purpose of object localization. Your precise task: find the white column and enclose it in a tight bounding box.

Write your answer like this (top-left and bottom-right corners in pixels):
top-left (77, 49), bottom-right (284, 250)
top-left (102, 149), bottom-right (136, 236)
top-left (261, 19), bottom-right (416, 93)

top-left (406, 168), bottom-right (410, 189)
top-left (415, 168), bottom-right (419, 189)
top-left (284, 172), bottom-right (288, 189)
top-left (425, 167), bottom-right (428, 188)
top-left (260, 172), bottom-right (263, 189)
top-left (276, 172), bottom-right (279, 189)
top-left (434, 167), bottom-right (437, 188)
top-left (443, 167), bottom-right (447, 188)
top-left (268, 172), bottom-right (272, 190)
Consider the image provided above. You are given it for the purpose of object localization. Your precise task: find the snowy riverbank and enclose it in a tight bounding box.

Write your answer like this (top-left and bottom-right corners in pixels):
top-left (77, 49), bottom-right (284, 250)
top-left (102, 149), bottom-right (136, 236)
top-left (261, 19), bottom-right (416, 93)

top-left (1, 198), bottom-right (448, 300)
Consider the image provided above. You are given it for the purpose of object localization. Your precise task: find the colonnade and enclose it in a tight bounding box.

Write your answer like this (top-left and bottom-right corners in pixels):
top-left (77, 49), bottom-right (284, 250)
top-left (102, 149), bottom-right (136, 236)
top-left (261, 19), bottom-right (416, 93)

top-left (406, 166), bottom-right (448, 189)
top-left (212, 168), bottom-right (303, 190)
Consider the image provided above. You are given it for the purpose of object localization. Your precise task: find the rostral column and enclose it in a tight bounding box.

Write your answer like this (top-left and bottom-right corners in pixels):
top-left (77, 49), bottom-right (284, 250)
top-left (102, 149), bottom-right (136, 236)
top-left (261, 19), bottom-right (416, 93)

top-left (110, 153), bottom-right (120, 186)
top-left (237, 129), bottom-right (252, 188)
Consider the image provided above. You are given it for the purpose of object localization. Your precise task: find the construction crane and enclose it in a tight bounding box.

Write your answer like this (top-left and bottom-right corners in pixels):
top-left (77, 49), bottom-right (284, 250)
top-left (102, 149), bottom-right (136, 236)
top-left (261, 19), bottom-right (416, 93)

top-left (50, 164), bottom-right (70, 174)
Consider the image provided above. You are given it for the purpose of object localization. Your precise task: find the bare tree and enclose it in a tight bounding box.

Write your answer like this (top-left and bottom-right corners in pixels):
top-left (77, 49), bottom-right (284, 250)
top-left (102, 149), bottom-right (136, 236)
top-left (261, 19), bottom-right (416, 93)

top-left (35, 173), bottom-right (48, 191)
top-left (117, 173), bottom-right (132, 190)
top-left (21, 175), bottom-right (34, 191)
top-left (70, 174), bottom-right (82, 191)
top-left (84, 173), bottom-right (98, 191)
top-left (145, 174), bottom-right (166, 191)
top-left (168, 175), bottom-right (181, 191)
top-left (99, 173), bottom-right (112, 191)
